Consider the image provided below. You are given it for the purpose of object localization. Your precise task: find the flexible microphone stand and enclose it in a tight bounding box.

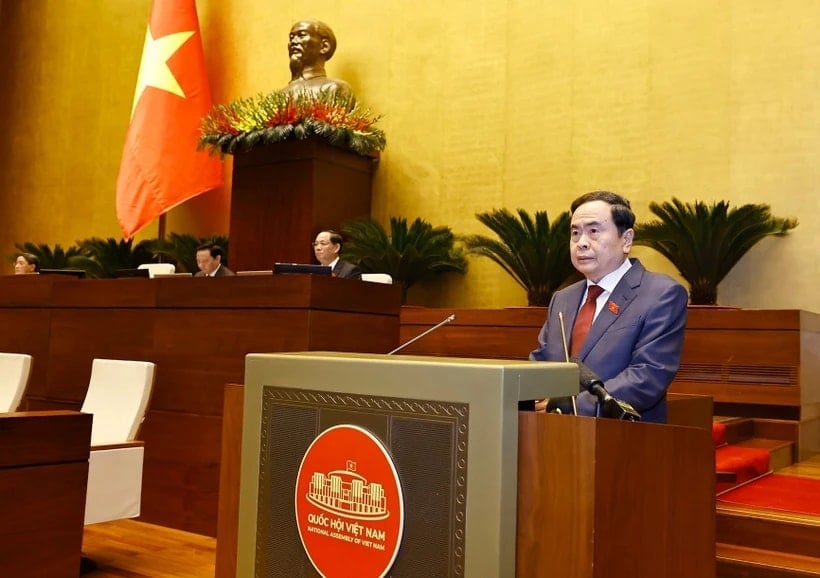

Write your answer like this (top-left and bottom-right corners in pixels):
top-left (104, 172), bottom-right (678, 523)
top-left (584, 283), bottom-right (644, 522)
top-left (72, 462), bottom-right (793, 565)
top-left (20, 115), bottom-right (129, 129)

top-left (388, 314), bottom-right (456, 355)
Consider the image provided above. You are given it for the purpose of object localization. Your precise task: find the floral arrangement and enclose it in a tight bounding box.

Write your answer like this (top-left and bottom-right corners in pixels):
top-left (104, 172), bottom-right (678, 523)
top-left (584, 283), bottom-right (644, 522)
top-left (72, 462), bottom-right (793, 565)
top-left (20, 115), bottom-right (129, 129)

top-left (198, 90), bottom-right (386, 157)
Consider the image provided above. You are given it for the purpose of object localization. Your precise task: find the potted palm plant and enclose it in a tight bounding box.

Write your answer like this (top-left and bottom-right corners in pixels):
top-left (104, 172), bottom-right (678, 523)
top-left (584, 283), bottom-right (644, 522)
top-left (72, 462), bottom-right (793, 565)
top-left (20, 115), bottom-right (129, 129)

top-left (11, 242), bottom-right (84, 270)
top-left (463, 208), bottom-right (578, 306)
top-left (633, 198), bottom-right (798, 305)
top-left (71, 237), bottom-right (156, 278)
top-left (150, 233), bottom-right (230, 274)
top-left (341, 216), bottom-right (467, 303)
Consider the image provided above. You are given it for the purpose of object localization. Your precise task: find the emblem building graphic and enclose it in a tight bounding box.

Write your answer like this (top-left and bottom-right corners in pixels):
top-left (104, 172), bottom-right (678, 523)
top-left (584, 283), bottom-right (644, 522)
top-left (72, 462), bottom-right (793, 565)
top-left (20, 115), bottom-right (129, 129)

top-left (306, 461), bottom-right (389, 520)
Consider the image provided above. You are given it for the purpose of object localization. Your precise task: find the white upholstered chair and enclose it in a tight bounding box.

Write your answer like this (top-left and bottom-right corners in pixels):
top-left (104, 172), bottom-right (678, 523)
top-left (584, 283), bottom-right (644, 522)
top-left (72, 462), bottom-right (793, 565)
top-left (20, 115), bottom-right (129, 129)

top-left (361, 273), bottom-right (393, 284)
top-left (137, 263), bottom-right (175, 278)
top-left (0, 353), bottom-right (32, 412)
top-left (81, 358), bottom-right (156, 525)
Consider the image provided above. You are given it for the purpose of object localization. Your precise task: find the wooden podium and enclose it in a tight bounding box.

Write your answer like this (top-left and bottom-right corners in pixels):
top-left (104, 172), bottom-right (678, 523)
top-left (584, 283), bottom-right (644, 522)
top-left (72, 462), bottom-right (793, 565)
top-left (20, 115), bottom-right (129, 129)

top-left (229, 139), bottom-right (377, 270)
top-left (517, 412), bottom-right (715, 577)
top-left (232, 352), bottom-right (715, 577)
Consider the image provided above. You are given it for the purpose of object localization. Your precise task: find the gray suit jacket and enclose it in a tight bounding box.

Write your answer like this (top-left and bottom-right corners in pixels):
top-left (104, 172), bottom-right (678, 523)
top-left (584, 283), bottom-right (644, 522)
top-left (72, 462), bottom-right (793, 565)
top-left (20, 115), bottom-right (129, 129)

top-left (530, 259), bottom-right (688, 423)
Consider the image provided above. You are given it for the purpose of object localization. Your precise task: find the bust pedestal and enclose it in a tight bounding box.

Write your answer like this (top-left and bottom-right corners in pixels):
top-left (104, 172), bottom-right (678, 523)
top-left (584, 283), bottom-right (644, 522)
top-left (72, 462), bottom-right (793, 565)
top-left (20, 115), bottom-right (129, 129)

top-left (228, 138), bottom-right (376, 270)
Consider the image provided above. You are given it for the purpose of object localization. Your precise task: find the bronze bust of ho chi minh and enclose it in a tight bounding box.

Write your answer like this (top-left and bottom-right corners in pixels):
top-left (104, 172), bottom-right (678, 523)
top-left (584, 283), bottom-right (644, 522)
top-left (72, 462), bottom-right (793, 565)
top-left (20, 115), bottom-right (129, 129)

top-left (282, 19), bottom-right (356, 105)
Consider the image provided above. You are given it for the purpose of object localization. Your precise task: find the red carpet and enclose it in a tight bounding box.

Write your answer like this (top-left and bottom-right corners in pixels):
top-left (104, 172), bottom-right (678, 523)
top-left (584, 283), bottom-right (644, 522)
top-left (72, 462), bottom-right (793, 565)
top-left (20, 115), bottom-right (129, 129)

top-left (717, 474), bottom-right (820, 516)
top-left (712, 422), bottom-right (727, 446)
top-left (715, 445), bottom-right (770, 485)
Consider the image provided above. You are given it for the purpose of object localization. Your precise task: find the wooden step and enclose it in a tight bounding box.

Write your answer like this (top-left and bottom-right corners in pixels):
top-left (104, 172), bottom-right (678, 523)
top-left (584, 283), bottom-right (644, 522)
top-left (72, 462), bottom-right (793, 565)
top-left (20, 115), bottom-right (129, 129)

top-left (716, 543), bottom-right (820, 577)
top-left (716, 417), bottom-right (799, 447)
top-left (717, 503), bottom-right (820, 559)
top-left (733, 438), bottom-right (796, 471)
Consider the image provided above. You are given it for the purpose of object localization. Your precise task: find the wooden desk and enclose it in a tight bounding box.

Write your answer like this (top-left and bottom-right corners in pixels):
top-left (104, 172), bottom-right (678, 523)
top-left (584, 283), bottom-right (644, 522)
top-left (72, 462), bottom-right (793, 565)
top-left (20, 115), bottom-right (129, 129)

top-left (0, 411), bottom-right (92, 578)
top-left (0, 274), bottom-right (401, 536)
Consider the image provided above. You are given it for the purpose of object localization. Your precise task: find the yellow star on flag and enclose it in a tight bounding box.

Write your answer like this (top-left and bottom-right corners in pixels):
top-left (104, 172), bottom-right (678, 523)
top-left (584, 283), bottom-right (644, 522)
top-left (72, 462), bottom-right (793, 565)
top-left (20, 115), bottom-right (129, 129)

top-left (130, 26), bottom-right (195, 118)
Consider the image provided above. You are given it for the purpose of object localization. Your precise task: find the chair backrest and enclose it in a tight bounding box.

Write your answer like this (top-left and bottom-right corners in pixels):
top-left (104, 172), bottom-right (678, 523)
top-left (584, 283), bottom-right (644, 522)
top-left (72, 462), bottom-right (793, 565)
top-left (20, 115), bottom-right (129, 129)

top-left (0, 353), bottom-right (32, 412)
top-left (361, 273), bottom-right (393, 284)
top-left (81, 358), bottom-right (156, 445)
top-left (137, 263), bottom-right (175, 278)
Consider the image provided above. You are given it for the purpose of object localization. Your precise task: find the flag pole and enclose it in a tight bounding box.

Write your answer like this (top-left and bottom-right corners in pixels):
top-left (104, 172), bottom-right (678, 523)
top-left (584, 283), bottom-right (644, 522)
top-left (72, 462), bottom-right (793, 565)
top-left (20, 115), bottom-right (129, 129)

top-left (158, 213), bottom-right (167, 240)
top-left (157, 213), bottom-right (167, 264)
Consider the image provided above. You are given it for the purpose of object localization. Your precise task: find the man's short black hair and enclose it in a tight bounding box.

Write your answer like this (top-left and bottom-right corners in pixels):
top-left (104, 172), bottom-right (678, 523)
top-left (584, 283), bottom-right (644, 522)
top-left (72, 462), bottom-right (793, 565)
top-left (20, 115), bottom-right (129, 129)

top-left (196, 242), bottom-right (225, 260)
top-left (571, 191), bottom-right (636, 235)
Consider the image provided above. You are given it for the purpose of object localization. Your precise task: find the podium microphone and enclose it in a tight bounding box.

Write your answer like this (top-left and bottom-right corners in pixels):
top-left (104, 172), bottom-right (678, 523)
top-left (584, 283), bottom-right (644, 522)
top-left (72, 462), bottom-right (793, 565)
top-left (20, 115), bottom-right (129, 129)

top-left (575, 361), bottom-right (641, 422)
top-left (543, 312), bottom-right (578, 415)
top-left (388, 314), bottom-right (456, 355)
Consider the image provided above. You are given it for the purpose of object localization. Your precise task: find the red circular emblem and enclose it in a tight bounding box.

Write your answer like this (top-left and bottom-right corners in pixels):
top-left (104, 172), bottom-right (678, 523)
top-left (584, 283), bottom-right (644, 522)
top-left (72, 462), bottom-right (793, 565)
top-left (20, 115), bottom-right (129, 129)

top-left (295, 425), bottom-right (405, 577)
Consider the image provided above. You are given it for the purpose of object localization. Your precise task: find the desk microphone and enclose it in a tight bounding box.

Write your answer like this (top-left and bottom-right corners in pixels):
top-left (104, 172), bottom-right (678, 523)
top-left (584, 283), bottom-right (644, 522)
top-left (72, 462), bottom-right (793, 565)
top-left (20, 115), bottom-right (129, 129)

top-left (388, 314), bottom-right (456, 355)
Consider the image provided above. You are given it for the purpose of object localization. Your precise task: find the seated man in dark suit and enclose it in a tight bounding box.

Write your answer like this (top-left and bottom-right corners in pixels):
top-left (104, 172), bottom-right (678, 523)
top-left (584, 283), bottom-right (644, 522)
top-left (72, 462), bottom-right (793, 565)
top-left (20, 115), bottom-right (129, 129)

top-left (194, 243), bottom-right (235, 277)
top-left (312, 230), bottom-right (361, 279)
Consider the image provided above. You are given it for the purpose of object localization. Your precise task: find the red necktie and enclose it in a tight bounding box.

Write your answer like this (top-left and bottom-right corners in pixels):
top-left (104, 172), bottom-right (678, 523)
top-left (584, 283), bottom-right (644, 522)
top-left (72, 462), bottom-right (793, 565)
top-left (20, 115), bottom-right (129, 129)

top-left (570, 285), bottom-right (604, 357)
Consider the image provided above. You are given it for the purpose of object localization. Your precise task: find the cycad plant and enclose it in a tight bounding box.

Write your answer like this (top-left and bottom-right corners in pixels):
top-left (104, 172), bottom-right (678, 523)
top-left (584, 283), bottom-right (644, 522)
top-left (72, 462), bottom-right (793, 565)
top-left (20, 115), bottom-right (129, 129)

top-left (11, 242), bottom-right (84, 269)
top-left (633, 198), bottom-right (798, 305)
top-left (72, 237), bottom-right (156, 278)
top-left (463, 208), bottom-right (577, 306)
top-left (341, 217), bottom-right (467, 303)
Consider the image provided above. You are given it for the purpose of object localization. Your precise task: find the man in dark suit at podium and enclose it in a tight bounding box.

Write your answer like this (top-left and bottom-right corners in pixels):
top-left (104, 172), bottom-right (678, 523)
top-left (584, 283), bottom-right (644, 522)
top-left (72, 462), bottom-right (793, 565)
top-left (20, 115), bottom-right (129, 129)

top-left (194, 243), bottom-right (235, 277)
top-left (530, 191), bottom-right (688, 423)
top-left (312, 230), bottom-right (361, 279)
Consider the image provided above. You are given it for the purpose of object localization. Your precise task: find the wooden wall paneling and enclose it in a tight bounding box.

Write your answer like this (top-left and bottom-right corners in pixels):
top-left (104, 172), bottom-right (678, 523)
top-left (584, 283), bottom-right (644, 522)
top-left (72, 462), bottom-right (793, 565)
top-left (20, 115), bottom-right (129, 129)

top-left (50, 278), bottom-right (159, 307)
top-left (156, 276), bottom-right (313, 308)
top-left (0, 274), bottom-right (58, 305)
top-left (46, 308), bottom-right (156, 401)
top-left (156, 275), bottom-right (401, 315)
top-left (669, 381), bottom-right (801, 406)
top-left (304, 309), bottom-right (399, 353)
top-left (685, 308), bottom-right (802, 330)
top-left (0, 308), bottom-right (52, 399)
top-left (140, 410), bottom-right (223, 536)
top-left (150, 309), bottom-right (313, 415)
top-left (399, 307), bottom-right (546, 359)
top-left (680, 328), bottom-right (801, 365)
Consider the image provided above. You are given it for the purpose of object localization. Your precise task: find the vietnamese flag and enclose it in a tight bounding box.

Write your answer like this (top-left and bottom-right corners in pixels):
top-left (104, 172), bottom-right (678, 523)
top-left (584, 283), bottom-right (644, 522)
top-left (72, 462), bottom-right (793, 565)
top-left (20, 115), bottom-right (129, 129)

top-left (116, 0), bottom-right (222, 239)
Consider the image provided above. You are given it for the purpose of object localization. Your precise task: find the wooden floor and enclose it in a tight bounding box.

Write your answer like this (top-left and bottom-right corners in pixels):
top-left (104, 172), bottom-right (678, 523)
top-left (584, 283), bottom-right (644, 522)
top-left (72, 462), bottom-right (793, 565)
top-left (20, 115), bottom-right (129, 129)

top-left (82, 455), bottom-right (820, 578)
top-left (777, 452), bottom-right (820, 477)
top-left (82, 520), bottom-right (215, 578)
